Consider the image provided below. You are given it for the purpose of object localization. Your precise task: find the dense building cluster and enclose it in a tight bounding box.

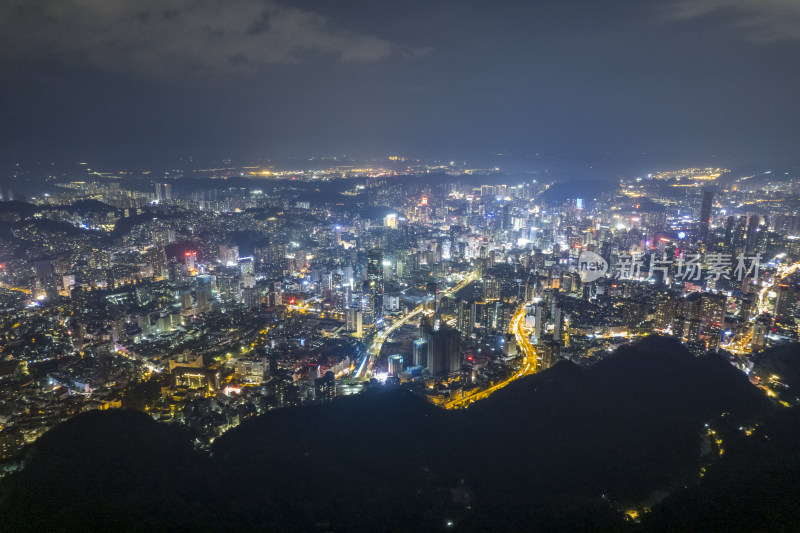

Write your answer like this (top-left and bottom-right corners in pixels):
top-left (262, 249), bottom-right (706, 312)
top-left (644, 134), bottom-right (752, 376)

top-left (1, 161), bottom-right (798, 461)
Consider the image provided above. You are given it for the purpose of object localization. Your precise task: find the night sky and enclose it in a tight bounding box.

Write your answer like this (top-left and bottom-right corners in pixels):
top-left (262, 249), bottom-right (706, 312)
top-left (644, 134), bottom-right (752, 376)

top-left (1, 0), bottom-right (799, 170)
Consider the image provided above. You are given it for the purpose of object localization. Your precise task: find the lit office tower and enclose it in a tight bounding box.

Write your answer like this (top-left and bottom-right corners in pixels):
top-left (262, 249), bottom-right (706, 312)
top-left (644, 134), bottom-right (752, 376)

top-left (422, 323), bottom-right (462, 377)
top-left (553, 305), bottom-right (563, 341)
top-left (525, 303), bottom-right (543, 344)
top-left (699, 190), bottom-right (713, 244)
top-left (155, 182), bottom-right (162, 201)
top-left (456, 300), bottom-right (475, 338)
top-left (413, 339), bottom-right (428, 368)
top-left (367, 248), bottom-right (384, 318)
top-left (367, 248), bottom-right (383, 285)
top-left (346, 307), bottom-right (363, 336)
top-left (195, 276), bottom-right (213, 311)
top-left (701, 292), bottom-right (726, 327)
top-left (33, 259), bottom-right (58, 300)
top-left (147, 246), bottom-right (167, 279)
top-left (774, 284), bottom-right (794, 318)
top-left (162, 182), bottom-right (172, 201)
top-left (388, 354), bottom-right (404, 377)
top-left (217, 268), bottom-right (241, 302)
top-left (267, 281), bottom-right (283, 307)
top-left (219, 244), bottom-right (239, 265)
top-left (739, 295), bottom-right (755, 322)
top-left (314, 371), bottom-right (336, 402)
top-left (179, 288), bottom-right (192, 311)
top-left (361, 281), bottom-right (376, 324)
top-left (483, 276), bottom-right (500, 300)
top-left (746, 214), bottom-right (760, 251)
top-left (751, 315), bottom-right (771, 351)
top-left (524, 277), bottom-right (537, 302)
top-left (540, 340), bottom-right (561, 370)
top-left (243, 286), bottom-right (260, 309)
top-left (654, 292), bottom-right (677, 330)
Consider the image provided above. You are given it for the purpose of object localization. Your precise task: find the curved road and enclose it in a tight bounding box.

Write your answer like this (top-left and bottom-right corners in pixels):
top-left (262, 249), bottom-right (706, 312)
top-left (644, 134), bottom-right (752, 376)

top-left (757, 260), bottom-right (800, 314)
top-left (442, 303), bottom-right (538, 409)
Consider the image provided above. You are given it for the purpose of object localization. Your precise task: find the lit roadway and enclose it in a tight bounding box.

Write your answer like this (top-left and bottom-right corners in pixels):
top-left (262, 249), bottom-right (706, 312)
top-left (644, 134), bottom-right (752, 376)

top-left (353, 272), bottom-right (477, 381)
top-left (720, 259), bottom-right (800, 354)
top-left (757, 260), bottom-right (800, 314)
top-left (0, 282), bottom-right (31, 294)
top-left (442, 303), bottom-right (538, 410)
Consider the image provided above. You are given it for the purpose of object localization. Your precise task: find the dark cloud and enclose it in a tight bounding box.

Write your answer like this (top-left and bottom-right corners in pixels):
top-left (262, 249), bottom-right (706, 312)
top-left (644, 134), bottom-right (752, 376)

top-left (0, 0), bottom-right (402, 77)
top-left (0, 0), bottom-right (799, 169)
top-left (666, 0), bottom-right (800, 41)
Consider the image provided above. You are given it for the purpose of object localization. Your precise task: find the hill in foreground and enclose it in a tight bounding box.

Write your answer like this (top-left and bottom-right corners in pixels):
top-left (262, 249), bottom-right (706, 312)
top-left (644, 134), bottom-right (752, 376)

top-left (2, 336), bottom-right (794, 531)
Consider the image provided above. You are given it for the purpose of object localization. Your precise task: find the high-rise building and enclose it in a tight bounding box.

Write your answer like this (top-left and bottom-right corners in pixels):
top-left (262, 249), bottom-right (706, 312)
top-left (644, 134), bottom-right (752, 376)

top-left (367, 248), bottom-right (383, 284)
top-left (485, 302), bottom-right (501, 334)
top-left (33, 259), bottom-right (58, 300)
top-left (654, 292), bottom-right (677, 331)
top-left (361, 281), bottom-right (376, 324)
top-left (179, 288), bottom-right (192, 311)
top-left (388, 354), bottom-right (404, 377)
top-left (456, 300), bottom-right (475, 337)
top-left (774, 284), bottom-right (794, 318)
top-left (752, 315), bottom-right (771, 351)
top-left (219, 244), bottom-right (239, 265)
top-left (346, 307), bottom-right (363, 336)
top-left (483, 276), bottom-right (500, 300)
top-left (243, 286), bottom-right (260, 308)
top-left (217, 267), bottom-right (241, 302)
top-left (412, 339), bottom-right (428, 368)
top-left (525, 303), bottom-right (543, 343)
top-left (699, 190), bottom-right (713, 244)
top-left (700, 292), bottom-right (726, 327)
top-left (685, 318), bottom-right (702, 343)
top-left (421, 323), bottom-right (461, 377)
top-left (147, 246), bottom-right (168, 279)
top-left (553, 305), bottom-right (563, 340)
top-left (234, 358), bottom-right (267, 383)
top-left (314, 371), bottom-right (336, 402)
top-left (540, 340), bottom-right (561, 370)
top-left (739, 294), bottom-right (755, 322)
top-left (746, 214), bottom-right (761, 251)
top-left (367, 248), bottom-right (384, 319)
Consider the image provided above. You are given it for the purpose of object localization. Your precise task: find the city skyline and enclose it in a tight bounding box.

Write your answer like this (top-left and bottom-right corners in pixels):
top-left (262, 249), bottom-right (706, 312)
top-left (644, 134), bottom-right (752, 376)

top-left (1, 159), bottom-right (799, 530)
top-left (2, 1), bottom-right (800, 530)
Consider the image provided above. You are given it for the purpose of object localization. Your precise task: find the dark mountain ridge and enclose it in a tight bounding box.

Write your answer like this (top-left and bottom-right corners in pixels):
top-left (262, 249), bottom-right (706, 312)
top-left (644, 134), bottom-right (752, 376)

top-left (0, 336), bottom-right (791, 532)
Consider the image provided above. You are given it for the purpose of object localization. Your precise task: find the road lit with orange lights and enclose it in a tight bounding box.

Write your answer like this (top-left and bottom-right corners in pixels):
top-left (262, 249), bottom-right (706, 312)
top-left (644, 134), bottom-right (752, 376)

top-left (0, 282), bottom-right (32, 294)
top-left (442, 304), bottom-right (538, 409)
top-left (757, 260), bottom-right (800, 313)
top-left (720, 259), bottom-right (800, 354)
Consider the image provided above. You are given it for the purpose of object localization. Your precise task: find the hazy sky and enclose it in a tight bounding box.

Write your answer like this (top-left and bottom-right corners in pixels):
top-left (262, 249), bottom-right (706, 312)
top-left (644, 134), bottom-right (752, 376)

top-left (1, 0), bottom-right (799, 170)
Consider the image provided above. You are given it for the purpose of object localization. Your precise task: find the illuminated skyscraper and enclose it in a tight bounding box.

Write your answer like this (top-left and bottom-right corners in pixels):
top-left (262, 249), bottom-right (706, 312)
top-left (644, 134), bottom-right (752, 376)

top-left (422, 323), bottom-right (461, 377)
top-left (388, 354), bottom-right (404, 377)
top-left (774, 284), bottom-right (794, 318)
top-left (699, 190), bottom-right (713, 244)
top-left (367, 248), bottom-right (384, 319)
top-left (413, 339), bottom-right (428, 368)
top-left (346, 307), bottom-right (363, 336)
